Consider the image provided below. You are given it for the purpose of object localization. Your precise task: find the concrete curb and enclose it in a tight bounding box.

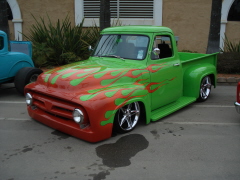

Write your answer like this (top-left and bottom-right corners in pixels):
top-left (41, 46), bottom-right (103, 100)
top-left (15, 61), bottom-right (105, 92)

top-left (217, 77), bottom-right (240, 84)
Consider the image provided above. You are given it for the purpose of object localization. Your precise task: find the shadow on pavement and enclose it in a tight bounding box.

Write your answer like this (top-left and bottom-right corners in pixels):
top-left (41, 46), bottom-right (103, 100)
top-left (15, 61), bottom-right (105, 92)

top-left (0, 83), bottom-right (24, 100)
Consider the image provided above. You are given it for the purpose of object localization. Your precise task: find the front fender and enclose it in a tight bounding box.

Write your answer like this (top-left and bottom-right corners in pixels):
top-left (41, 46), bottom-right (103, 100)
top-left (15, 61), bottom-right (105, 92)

top-left (8, 54), bottom-right (34, 78)
top-left (183, 63), bottom-right (216, 98)
top-left (72, 85), bottom-right (151, 132)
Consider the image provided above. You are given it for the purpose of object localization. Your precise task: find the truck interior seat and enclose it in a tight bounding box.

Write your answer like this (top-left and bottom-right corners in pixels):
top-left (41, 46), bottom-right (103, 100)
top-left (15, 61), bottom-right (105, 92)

top-left (117, 42), bottom-right (136, 59)
top-left (158, 43), bottom-right (172, 59)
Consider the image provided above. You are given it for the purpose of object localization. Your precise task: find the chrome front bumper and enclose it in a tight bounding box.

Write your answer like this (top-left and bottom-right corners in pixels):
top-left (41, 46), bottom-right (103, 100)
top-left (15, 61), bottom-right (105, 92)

top-left (235, 102), bottom-right (240, 114)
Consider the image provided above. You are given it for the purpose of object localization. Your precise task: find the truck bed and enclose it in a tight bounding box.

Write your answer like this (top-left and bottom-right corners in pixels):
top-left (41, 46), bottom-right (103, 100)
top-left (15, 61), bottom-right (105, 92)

top-left (179, 52), bottom-right (218, 65)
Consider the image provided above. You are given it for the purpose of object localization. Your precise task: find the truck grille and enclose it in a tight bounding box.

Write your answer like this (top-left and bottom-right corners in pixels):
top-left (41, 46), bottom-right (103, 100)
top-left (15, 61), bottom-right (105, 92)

top-left (30, 91), bottom-right (78, 121)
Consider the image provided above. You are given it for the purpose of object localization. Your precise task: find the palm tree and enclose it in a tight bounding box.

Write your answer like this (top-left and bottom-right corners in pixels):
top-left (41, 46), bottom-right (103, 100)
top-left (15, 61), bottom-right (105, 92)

top-left (206, 0), bottom-right (222, 54)
top-left (100, 0), bottom-right (111, 30)
top-left (0, 0), bottom-right (9, 37)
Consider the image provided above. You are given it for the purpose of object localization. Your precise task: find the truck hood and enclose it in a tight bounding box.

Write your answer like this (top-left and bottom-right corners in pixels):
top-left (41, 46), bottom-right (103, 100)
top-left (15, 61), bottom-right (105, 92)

top-left (35, 58), bottom-right (148, 100)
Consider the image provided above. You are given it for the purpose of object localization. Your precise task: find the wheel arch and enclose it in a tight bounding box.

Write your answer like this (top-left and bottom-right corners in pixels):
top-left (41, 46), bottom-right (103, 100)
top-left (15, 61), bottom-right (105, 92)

top-left (111, 96), bottom-right (151, 126)
top-left (183, 64), bottom-right (216, 98)
top-left (14, 67), bottom-right (43, 95)
top-left (8, 58), bottom-right (34, 78)
top-left (111, 97), bottom-right (150, 134)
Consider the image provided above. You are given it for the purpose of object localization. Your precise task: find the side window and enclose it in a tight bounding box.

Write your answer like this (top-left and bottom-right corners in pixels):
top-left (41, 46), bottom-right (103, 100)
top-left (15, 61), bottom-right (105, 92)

top-left (0, 36), bottom-right (4, 50)
top-left (151, 35), bottom-right (173, 60)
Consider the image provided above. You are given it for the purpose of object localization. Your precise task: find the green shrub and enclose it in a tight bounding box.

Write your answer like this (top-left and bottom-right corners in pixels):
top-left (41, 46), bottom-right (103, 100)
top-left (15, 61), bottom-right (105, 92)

top-left (23, 15), bottom-right (100, 67)
top-left (221, 35), bottom-right (240, 53)
top-left (59, 52), bottom-right (81, 65)
top-left (217, 52), bottom-right (240, 74)
top-left (180, 50), bottom-right (198, 53)
top-left (32, 42), bottom-right (55, 67)
top-left (217, 35), bottom-right (240, 74)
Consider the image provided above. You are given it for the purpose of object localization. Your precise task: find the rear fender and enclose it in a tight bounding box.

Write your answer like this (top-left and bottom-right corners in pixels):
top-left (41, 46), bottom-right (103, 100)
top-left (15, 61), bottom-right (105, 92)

top-left (183, 64), bottom-right (216, 98)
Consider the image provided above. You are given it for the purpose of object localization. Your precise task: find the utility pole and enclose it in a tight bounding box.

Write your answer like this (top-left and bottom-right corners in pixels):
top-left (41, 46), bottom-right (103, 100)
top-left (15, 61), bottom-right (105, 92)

top-left (0, 0), bottom-right (9, 37)
top-left (100, 0), bottom-right (111, 31)
top-left (206, 0), bottom-right (222, 54)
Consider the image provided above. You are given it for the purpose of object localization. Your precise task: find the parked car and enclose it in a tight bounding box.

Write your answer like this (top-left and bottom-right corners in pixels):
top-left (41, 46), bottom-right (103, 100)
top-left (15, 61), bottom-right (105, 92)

top-left (235, 82), bottom-right (240, 113)
top-left (25, 26), bottom-right (218, 142)
top-left (0, 30), bottom-right (42, 94)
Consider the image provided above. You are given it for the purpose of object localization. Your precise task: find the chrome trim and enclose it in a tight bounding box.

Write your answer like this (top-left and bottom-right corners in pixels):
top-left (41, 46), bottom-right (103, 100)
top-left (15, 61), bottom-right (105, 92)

top-left (73, 109), bottom-right (84, 124)
top-left (173, 63), bottom-right (180, 66)
top-left (118, 102), bottom-right (140, 131)
top-left (26, 93), bottom-right (33, 106)
top-left (235, 102), bottom-right (240, 114)
top-left (200, 76), bottom-right (211, 100)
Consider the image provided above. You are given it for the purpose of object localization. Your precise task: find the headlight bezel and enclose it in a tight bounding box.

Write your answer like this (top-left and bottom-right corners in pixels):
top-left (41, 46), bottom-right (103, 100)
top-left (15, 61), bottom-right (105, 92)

top-left (26, 93), bottom-right (33, 106)
top-left (72, 108), bottom-right (84, 124)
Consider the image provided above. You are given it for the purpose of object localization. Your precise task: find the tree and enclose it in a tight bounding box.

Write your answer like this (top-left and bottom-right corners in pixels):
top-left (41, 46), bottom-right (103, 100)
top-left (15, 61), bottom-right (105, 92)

top-left (100, 0), bottom-right (111, 31)
top-left (206, 0), bottom-right (222, 54)
top-left (0, 0), bottom-right (9, 37)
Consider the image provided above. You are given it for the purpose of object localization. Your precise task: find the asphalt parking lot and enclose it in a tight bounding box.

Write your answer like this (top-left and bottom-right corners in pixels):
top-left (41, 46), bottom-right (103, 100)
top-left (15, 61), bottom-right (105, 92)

top-left (0, 83), bottom-right (240, 180)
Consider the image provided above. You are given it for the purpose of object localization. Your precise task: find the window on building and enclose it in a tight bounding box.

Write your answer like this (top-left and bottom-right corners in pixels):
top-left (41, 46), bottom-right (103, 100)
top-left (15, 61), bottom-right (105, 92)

top-left (228, 0), bottom-right (240, 21)
top-left (84, 0), bottom-right (153, 19)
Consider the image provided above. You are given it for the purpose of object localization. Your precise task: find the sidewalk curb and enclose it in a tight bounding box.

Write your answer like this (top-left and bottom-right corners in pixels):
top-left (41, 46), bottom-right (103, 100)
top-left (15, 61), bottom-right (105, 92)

top-left (217, 77), bottom-right (240, 84)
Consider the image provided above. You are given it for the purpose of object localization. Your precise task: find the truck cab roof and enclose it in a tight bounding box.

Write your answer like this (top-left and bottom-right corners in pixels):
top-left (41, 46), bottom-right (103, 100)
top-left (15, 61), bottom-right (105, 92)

top-left (101, 26), bottom-right (174, 34)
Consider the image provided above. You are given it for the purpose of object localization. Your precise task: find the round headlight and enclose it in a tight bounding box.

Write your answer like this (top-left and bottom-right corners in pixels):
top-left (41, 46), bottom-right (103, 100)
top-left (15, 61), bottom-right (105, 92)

top-left (73, 109), bottom-right (84, 124)
top-left (26, 93), bottom-right (33, 106)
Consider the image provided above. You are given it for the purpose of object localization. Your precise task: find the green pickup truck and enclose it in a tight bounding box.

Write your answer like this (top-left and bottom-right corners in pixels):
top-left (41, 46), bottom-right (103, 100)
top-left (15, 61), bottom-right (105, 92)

top-left (25, 26), bottom-right (217, 142)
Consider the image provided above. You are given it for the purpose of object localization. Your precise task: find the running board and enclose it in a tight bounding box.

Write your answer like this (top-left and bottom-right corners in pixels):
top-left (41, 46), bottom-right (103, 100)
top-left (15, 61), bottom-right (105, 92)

top-left (151, 96), bottom-right (196, 121)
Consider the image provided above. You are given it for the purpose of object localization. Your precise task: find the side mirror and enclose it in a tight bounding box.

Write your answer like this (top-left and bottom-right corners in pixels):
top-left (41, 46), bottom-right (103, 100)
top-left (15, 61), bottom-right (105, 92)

top-left (153, 48), bottom-right (160, 55)
top-left (88, 45), bottom-right (93, 52)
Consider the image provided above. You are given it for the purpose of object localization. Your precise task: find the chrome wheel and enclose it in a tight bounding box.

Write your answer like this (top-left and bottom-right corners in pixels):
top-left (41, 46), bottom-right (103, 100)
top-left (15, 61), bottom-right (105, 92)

top-left (114, 102), bottom-right (140, 133)
top-left (198, 76), bottom-right (212, 101)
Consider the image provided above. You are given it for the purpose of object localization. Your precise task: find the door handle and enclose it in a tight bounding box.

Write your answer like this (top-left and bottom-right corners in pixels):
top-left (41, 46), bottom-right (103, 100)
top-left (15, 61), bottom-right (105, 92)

top-left (173, 63), bottom-right (180, 66)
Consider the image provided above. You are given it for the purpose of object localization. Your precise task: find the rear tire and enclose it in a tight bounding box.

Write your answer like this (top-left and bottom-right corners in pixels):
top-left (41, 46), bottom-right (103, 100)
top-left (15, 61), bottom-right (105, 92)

top-left (197, 76), bottom-right (212, 102)
top-left (14, 67), bottom-right (43, 95)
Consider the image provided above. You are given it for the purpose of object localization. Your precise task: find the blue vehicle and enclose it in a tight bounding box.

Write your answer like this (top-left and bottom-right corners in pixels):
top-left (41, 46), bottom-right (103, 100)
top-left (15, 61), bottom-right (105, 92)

top-left (0, 30), bottom-right (42, 94)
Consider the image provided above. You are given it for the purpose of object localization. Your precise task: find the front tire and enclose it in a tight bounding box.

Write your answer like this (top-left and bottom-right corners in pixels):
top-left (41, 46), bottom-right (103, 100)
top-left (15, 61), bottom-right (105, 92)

top-left (14, 67), bottom-right (43, 95)
top-left (114, 102), bottom-right (140, 133)
top-left (197, 76), bottom-right (212, 102)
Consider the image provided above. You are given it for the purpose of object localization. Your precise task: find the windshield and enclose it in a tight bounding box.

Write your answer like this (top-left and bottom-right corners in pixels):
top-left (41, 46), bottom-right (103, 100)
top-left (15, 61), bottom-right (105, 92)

top-left (93, 34), bottom-right (149, 60)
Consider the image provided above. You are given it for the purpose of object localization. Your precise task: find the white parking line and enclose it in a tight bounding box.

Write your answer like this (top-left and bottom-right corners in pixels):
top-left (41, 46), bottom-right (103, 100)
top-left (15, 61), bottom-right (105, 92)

top-left (192, 105), bottom-right (234, 108)
top-left (0, 117), bottom-right (31, 121)
top-left (163, 122), bottom-right (240, 126)
top-left (0, 102), bottom-right (235, 122)
top-left (1, 118), bottom-right (239, 125)
top-left (0, 101), bottom-right (25, 104)
top-left (0, 101), bottom-right (235, 107)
